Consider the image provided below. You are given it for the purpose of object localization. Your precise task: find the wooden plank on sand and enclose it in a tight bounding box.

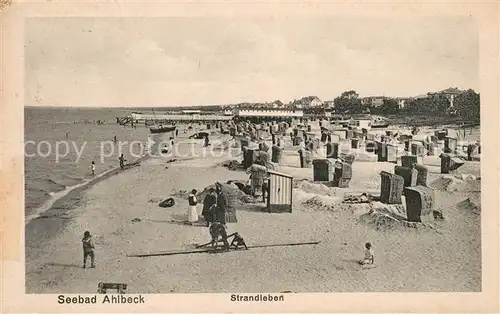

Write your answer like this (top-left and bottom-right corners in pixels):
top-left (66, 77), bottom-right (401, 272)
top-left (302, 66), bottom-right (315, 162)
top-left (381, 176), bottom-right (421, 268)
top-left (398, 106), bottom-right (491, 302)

top-left (127, 241), bottom-right (320, 257)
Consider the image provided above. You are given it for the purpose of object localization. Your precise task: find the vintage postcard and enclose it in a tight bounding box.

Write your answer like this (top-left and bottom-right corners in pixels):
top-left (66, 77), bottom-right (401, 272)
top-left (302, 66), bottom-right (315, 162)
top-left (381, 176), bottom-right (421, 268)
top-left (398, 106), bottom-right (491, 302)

top-left (1, 1), bottom-right (499, 313)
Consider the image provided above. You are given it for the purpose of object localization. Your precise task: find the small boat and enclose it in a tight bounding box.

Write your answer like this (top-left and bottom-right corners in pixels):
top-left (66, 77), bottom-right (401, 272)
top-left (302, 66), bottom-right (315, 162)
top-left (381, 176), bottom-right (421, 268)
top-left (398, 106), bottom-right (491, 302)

top-left (150, 124), bottom-right (176, 134)
top-left (149, 108), bottom-right (176, 134)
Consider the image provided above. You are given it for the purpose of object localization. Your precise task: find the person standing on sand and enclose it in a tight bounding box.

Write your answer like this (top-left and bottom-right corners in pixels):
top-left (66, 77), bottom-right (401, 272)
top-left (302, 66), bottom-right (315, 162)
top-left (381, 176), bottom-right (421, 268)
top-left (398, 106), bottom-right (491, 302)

top-left (119, 154), bottom-right (126, 170)
top-left (204, 135), bottom-right (210, 147)
top-left (91, 161), bottom-right (95, 176)
top-left (113, 135), bottom-right (118, 144)
top-left (202, 188), bottom-right (217, 227)
top-left (261, 170), bottom-right (270, 203)
top-left (82, 231), bottom-right (95, 268)
top-left (215, 183), bottom-right (227, 225)
top-left (187, 189), bottom-right (199, 223)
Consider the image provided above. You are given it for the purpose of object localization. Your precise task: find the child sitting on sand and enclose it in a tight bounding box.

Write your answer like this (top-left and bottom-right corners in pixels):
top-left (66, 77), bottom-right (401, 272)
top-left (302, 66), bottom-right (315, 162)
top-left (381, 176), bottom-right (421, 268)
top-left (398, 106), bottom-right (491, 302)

top-left (358, 242), bottom-right (374, 265)
top-left (82, 231), bottom-right (95, 268)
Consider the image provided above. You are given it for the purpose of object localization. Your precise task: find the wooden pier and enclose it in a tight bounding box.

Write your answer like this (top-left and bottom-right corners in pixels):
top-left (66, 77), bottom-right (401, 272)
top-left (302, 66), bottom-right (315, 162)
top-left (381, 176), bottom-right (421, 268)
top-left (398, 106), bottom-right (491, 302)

top-left (116, 113), bottom-right (233, 125)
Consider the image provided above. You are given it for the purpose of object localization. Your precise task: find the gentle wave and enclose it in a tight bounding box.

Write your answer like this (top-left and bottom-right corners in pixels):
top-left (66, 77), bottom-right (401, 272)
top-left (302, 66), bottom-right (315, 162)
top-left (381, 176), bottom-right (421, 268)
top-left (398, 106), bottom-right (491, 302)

top-left (25, 164), bottom-right (121, 224)
top-left (25, 141), bottom-right (162, 224)
top-left (24, 107), bottom-right (153, 215)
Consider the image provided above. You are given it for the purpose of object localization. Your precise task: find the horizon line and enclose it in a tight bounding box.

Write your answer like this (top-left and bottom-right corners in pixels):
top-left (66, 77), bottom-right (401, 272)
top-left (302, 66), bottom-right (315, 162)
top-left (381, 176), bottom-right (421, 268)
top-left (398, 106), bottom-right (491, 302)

top-left (25, 85), bottom-right (476, 109)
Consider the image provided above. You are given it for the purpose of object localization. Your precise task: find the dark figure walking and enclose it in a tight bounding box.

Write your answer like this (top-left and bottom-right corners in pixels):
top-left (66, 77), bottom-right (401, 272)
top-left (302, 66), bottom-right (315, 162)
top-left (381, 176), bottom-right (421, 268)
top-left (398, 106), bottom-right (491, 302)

top-left (262, 180), bottom-right (270, 203)
top-left (204, 135), bottom-right (210, 147)
top-left (215, 183), bottom-right (227, 225)
top-left (202, 188), bottom-right (217, 227)
top-left (119, 154), bottom-right (126, 170)
top-left (82, 231), bottom-right (95, 268)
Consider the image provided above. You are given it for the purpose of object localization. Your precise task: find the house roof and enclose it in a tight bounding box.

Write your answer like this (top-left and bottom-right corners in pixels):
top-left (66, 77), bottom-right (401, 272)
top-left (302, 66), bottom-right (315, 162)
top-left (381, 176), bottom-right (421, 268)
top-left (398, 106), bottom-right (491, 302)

top-left (268, 170), bottom-right (294, 178)
top-left (299, 96), bottom-right (321, 102)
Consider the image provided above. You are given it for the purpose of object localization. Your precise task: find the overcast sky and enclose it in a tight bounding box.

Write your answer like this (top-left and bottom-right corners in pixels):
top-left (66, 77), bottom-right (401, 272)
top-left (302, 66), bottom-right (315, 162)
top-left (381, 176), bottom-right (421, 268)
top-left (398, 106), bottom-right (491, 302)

top-left (25, 17), bottom-right (478, 107)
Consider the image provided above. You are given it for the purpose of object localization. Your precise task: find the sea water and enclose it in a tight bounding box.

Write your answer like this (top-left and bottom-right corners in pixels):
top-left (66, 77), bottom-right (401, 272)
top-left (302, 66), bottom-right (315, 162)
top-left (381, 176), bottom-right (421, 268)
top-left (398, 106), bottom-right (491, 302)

top-left (24, 107), bottom-right (151, 218)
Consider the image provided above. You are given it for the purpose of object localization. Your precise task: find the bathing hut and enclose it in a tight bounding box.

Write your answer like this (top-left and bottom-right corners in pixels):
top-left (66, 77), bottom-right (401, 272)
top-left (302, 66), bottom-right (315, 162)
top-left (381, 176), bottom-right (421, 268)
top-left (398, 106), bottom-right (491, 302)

top-left (266, 170), bottom-right (293, 213)
top-left (349, 114), bottom-right (372, 130)
top-left (332, 129), bottom-right (348, 140)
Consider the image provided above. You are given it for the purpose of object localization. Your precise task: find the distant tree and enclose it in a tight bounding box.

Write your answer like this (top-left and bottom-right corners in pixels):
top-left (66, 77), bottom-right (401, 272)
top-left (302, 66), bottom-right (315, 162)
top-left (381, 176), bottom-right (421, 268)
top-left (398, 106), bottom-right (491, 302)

top-left (334, 90), bottom-right (362, 114)
top-left (340, 90), bottom-right (359, 99)
top-left (405, 94), bottom-right (450, 116)
top-left (379, 98), bottom-right (399, 114)
top-left (361, 103), bottom-right (372, 113)
top-left (304, 107), bottom-right (325, 115)
top-left (454, 89), bottom-right (480, 120)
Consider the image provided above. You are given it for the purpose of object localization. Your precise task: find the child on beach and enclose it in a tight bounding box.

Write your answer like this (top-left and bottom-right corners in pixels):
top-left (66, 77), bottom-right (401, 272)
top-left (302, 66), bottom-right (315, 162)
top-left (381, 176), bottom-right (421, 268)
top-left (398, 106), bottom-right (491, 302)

top-left (82, 231), bottom-right (95, 268)
top-left (358, 242), bottom-right (374, 265)
top-left (187, 189), bottom-right (199, 223)
top-left (119, 154), bottom-right (126, 170)
top-left (91, 161), bottom-right (95, 176)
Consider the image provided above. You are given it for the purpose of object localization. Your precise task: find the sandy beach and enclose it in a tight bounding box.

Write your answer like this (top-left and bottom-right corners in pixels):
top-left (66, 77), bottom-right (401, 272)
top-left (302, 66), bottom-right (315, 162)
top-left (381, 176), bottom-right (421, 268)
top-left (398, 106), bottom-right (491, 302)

top-left (24, 120), bottom-right (481, 294)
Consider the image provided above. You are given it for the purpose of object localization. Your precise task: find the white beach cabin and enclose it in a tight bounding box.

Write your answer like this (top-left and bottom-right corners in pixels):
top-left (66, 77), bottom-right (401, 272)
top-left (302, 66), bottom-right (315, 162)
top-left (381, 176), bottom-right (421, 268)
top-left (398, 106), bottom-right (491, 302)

top-left (350, 115), bottom-right (372, 130)
top-left (267, 170), bottom-right (293, 213)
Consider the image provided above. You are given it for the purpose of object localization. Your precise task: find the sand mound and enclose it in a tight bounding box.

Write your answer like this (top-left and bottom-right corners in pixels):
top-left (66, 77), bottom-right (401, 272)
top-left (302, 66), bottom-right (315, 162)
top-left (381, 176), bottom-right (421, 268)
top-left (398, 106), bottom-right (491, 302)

top-left (429, 176), bottom-right (481, 192)
top-left (353, 201), bottom-right (437, 231)
top-left (293, 179), bottom-right (337, 196)
top-left (430, 176), bottom-right (465, 192)
top-left (358, 208), bottom-right (432, 231)
top-left (455, 173), bottom-right (477, 181)
top-left (197, 182), bottom-right (259, 205)
top-left (301, 195), bottom-right (342, 212)
top-left (358, 209), bottom-right (404, 230)
top-left (369, 201), bottom-right (406, 217)
top-left (456, 198), bottom-right (481, 215)
top-left (354, 150), bottom-right (378, 162)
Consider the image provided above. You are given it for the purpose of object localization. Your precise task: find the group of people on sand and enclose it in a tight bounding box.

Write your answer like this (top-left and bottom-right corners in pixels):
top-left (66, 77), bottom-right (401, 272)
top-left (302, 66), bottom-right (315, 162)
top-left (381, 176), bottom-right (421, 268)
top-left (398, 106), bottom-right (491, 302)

top-left (187, 183), bottom-right (228, 227)
top-left (79, 121), bottom-right (375, 269)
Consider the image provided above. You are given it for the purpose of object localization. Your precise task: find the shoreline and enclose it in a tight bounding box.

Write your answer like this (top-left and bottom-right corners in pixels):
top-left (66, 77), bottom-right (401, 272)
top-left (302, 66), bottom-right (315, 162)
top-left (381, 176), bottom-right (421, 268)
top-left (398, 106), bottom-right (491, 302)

top-left (24, 132), bottom-right (170, 262)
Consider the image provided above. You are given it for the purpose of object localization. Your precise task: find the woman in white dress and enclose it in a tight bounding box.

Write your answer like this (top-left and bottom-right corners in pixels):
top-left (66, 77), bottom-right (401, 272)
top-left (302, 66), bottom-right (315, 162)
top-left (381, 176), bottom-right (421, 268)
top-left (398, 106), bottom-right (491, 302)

top-left (187, 189), bottom-right (199, 223)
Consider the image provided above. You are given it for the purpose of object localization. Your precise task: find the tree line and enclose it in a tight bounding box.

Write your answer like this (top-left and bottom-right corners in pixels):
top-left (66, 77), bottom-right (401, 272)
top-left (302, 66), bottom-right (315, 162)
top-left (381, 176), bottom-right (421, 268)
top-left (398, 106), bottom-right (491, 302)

top-left (330, 89), bottom-right (480, 121)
